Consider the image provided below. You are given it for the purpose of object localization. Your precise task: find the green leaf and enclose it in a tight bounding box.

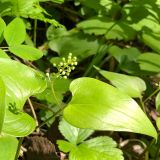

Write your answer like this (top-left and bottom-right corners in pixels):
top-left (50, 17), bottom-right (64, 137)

top-left (57, 140), bottom-right (75, 153)
top-left (0, 17), bottom-right (6, 38)
top-left (9, 45), bottom-right (43, 61)
top-left (63, 77), bottom-right (157, 139)
top-left (138, 53), bottom-right (160, 73)
top-left (95, 67), bottom-right (146, 98)
top-left (0, 78), bottom-right (6, 133)
top-left (0, 49), bottom-right (10, 59)
top-left (0, 58), bottom-right (46, 136)
top-left (0, 135), bottom-right (18, 160)
top-left (77, 17), bottom-right (136, 40)
top-left (48, 29), bottom-right (101, 60)
top-left (3, 110), bottom-right (36, 136)
top-left (59, 119), bottom-right (94, 144)
top-left (156, 91), bottom-right (160, 112)
top-left (156, 117), bottom-right (160, 130)
top-left (4, 17), bottom-right (26, 46)
top-left (69, 136), bottom-right (124, 160)
top-left (0, 58), bottom-right (46, 109)
top-left (140, 33), bottom-right (160, 54)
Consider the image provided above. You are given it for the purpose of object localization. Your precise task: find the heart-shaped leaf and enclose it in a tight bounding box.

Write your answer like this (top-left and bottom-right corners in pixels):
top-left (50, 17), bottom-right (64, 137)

top-left (0, 135), bottom-right (18, 160)
top-left (63, 78), bottom-right (157, 139)
top-left (95, 67), bottom-right (146, 98)
top-left (156, 91), bottom-right (160, 112)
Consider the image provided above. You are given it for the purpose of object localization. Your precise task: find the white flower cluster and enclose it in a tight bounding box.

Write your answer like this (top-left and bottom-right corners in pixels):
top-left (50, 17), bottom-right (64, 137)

top-left (53, 53), bottom-right (78, 79)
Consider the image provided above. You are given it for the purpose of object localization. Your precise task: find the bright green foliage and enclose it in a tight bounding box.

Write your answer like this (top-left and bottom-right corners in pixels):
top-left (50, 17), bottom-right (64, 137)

top-left (47, 27), bottom-right (101, 60)
top-left (95, 67), bottom-right (146, 98)
top-left (0, 78), bottom-right (6, 134)
top-left (0, 49), bottom-right (10, 59)
top-left (4, 17), bottom-right (26, 46)
top-left (0, 135), bottom-right (18, 160)
top-left (140, 33), bottom-right (160, 54)
top-left (138, 53), bottom-right (160, 73)
top-left (0, 0), bottom-right (60, 25)
top-left (0, 58), bottom-right (46, 136)
top-left (0, 17), bottom-right (6, 38)
top-left (108, 45), bottom-right (141, 74)
top-left (156, 91), bottom-right (160, 112)
top-left (57, 119), bottom-right (124, 160)
top-left (59, 119), bottom-right (94, 145)
top-left (156, 117), bottom-right (160, 130)
top-left (63, 77), bottom-right (157, 139)
top-left (77, 17), bottom-right (136, 40)
top-left (9, 45), bottom-right (43, 61)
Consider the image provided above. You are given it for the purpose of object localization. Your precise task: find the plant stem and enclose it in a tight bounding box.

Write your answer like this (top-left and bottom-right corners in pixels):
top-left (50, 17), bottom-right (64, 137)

top-left (27, 98), bottom-right (39, 132)
top-left (33, 19), bottom-right (37, 46)
top-left (144, 87), bottom-right (160, 103)
top-left (47, 74), bottom-right (61, 109)
top-left (139, 138), bottom-right (156, 159)
top-left (140, 97), bottom-right (146, 114)
top-left (14, 137), bottom-right (24, 160)
top-left (154, 134), bottom-right (160, 160)
top-left (36, 105), bottom-right (66, 129)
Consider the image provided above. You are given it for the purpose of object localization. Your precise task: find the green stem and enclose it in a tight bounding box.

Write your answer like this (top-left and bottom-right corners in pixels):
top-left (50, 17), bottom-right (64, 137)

top-left (154, 134), bottom-right (160, 160)
top-left (14, 137), bottom-right (24, 160)
top-left (140, 97), bottom-right (146, 114)
top-left (144, 87), bottom-right (160, 103)
top-left (33, 19), bottom-right (37, 46)
top-left (36, 105), bottom-right (66, 129)
top-left (139, 138), bottom-right (155, 159)
top-left (47, 74), bottom-right (61, 109)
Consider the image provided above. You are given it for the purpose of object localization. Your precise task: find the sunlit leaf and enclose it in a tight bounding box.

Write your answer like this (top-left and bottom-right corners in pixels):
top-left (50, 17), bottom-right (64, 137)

top-left (3, 110), bottom-right (36, 137)
top-left (64, 77), bottom-right (157, 139)
top-left (0, 78), bottom-right (6, 133)
top-left (9, 45), bottom-right (43, 61)
top-left (4, 17), bottom-right (26, 46)
top-left (0, 49), bottom-right (10, 59)
top-left (156, 91), bottom-right (160, 112)
top-left (95, 67), bottom-right (146, 98)
top-left (66, 136), bottom-right (124, 160)
top-left (138, 53), bottom-right (160, 73)
top-left (0, 135), bottom-right (18, 160)
top-left (59, 119), bottom-right (94, 144)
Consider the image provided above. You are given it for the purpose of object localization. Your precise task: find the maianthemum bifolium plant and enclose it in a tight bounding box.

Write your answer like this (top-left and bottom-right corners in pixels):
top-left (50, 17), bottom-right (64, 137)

top-left (0, 0), bottom-right (160, 160)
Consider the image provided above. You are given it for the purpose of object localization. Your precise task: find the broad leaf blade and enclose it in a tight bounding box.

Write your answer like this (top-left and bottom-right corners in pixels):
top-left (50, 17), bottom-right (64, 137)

top-left (0, 17), bottom-right (6, 38)
top-left (63, 78), bottom-right (157, 139)
top-left (9, 45), bottom-right (43, 61)
top-left (0, 78), bottom-right (6, 133)
top-left (95, 67), bottom-right (146, 98)
top-left (0, 135), bottom-right (18, 160)
top-left (156, 91), bottom-right (160, 112)
top-left (4, 17), bottom-right (26, 46)
top-left (0, 49), bottom-right (10, 59)
top-left (57, 140), bottom-right (75, 153)
top-left (0, 58), bottom-right (46, 109)
top-left (59, 119), bottom-right (94, 144)
top-left (138, 53), bottom-right (160, 73)
top-left (3, 110), bottom-right (36, 137)
top-left (69, 136), bottom-right (124, 160)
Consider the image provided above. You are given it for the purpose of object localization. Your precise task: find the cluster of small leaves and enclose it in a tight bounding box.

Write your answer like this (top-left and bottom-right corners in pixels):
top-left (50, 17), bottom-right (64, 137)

top-left (53, 53), bottom-right (78, 79)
